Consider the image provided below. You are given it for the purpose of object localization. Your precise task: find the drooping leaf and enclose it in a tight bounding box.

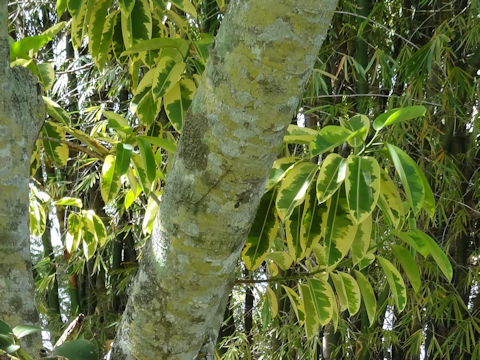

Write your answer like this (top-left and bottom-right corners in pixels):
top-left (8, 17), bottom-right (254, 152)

top-left (354, 270), bottom-right (376, 327)
top-left (316, 153), bottom-right (346, 204)
top-left (345, 155), bottom-right (380, 223)
top-left (118, 0), bottom-right (135, 14)
top-left (37, 63), bottom-right (55, 90)
top-left (42, 121), bottom-right (69, 166)
top-left (387, 144), bottom-right (425, 215)
top-left (331, 272), bottom-right (348, 312)
top-left (299, 284), bottom-right (320, 339)
top-left (164, 78), bottom-right (196, 132)
top-left (284, 125), bottom-right (317, 144)
top-left (136, 137), bottom-right (156, 183)
top-left (323, 190), bottom-right (356, 268)
top-left (103, 111), bottom-right (133, 136)
top-left (308, 278), bottom-right (334, 326)
top-left (132, 153), bottom-right (152, 194)
top-left (55, 339), bottom-right (99, 360)
top-left (114, 143), bottom-right (133, 177)
top-left (340, 114), bottom-right (370, 147)
top-left (285, 203), bottom-right (303, 262)
top-left (12, 325), bottom-right (41, 339)
top-left (391, 244), bottom-right (421, 293)
top-left (276, 162), bottom-right (317, 221)
top-left (101, 155), bottom-right (121, 203)
top-left (29, 200), bottom-right (46, 237)
top-left (66, 213), bottom-right (82, 254)
top-left (282, 285), bottom-right (305, 325)
top-left (170, 0), bottom-right (197, 17)
top-left (43, 97), bottom-right (70, 125)
top-left (266, 157), bottom-right (297, 191)
top-left (377, 169), bottom-right (404, 228)
top-left (10, 35), bottom-right (52, 60)
top-left (373, 106), bottom-right (426, 131)
top-left (268, 251), bottom-right (293, 271)
top-left (142, 195), bottom-right (159, 235)
top-left (351, 215), bottom-right (372, 266)
top-left (88, 0), bottom-right (114, 62)
top-left (54, 197), bottom-right (83, 208)
top-left (392, 229), bottom-right (430, 257)
top-left (266, 286), bottom-right (279, 319)
top-left (339, 272), bottom-right (361, 316)
top-left (410, 229), bottom-right (452, 281)
top-left (243, 191), bottom-right (279, 270)
top-left (130, 0), bottom-right (152, 45)
top-left (378, 256), bottom-right (407, 312)
top-left (121, 37), bottom-right (190, 58)
top-left (417, 166), bottom-right (436, 217)
top-left (310, 125), bottom-right (352, 157)
top-left (301, 185), bottom-right (327, 258)
top-left (152, 54), bottom-right (186, 103)
top-left (136, 135), bottom-right (177, 153)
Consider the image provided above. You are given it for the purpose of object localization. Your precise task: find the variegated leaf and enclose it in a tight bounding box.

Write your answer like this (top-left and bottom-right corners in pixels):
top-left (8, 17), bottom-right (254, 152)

top-left (266, 157), bottom-right (297, 191)
top-left (164, 78), bottom-right (196, 132)
top-left (308, 278), bottom-right (334, 326)
top-left (282, 285), bottom-right (305, 325)
top-left (316, 153), bottom-right (346, 204)
top-left (284, 125), bottom-right (317, 144)
top-left (101, 155), bottom-right (121, 203)
top-left (309, 125), bottom-right (352, 157)
top-left (378, 256), bottom-right (407, 312)
top-left (299, 284), bottom-right (320, 339)
top-left (351, 215), bottom-right (372, 266)
top-left (378, 169), bottom-right (404, 228)
top-left (345, 155), bottom-right (380, 223)
top-left (301, 185), bottom-right (327, 258)
top-left (152, 53), bottom-right (186, 103)
top-left (354, 270), bottom-right (376, 327)
top-left (243, 191), bottom-right (279, 270)
top-left (42, 121), bottom-right (69, 166)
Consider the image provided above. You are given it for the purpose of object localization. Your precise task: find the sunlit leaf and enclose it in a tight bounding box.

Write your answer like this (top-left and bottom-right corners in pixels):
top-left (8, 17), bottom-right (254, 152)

top-left (391, 244), bottom-right (421, 292)
top-left (308, 278), bottom-right (334, 325)
top-left (164, 78), bottom-right (196, 132)
top-left (351, 215), bottom-right (372, 266)
top-left (42, 121), bottom-right (69, 166)
top-left (299, 284), bottom-right (320, 338)
top-left (354, 270), bottom-right (376, 326)
top-left (377, 169), bottom-right (404, 228)
top-left (316, 153), bottom-right (346, 204)
top-left (284, 125), bottom-right (317, 144)
top-left (268, 251), bottom-right (293, 271)
top-left (378, 256), bottom-right (407, 312)
top-left (266, 157), bottom-right (297, 192)
top-left (101, 155), bottom-right (121, 203)
top-left (373, 106), bottom-right (426, 131)
top-left (310, 125), bottom-right (352, 157)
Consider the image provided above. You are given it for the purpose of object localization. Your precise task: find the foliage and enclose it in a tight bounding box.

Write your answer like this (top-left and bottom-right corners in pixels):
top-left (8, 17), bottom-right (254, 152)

top-left (4, 0), bottom-right (479, 359)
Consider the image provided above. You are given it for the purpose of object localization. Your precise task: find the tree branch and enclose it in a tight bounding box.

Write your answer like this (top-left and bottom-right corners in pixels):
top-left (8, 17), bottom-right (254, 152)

top-left (38, 136), bottom-right (105, 161)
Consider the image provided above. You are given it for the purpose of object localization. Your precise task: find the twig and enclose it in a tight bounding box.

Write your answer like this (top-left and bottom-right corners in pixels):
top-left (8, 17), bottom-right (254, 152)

top-left (39, 136), bottom-right (105, 161)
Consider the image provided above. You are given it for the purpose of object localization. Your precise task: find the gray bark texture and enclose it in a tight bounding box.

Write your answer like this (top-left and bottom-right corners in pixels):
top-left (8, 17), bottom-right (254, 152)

top-left (0, 1), bottom-right (44, 356)
top-left (111, 1), bottom-right (338, 359)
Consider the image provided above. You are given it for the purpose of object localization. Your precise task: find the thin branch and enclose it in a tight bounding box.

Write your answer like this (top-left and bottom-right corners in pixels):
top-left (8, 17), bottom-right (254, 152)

top-left (334, 10), bottom-right (419, 49)
top-left (39, 136), bottom-right (105, 161)
top-left (234, 268), bottom-right (326, 285)
top-left (304, 93), bottom-right (441, 107)
top-left (56, 62), bottom-right (95, 75)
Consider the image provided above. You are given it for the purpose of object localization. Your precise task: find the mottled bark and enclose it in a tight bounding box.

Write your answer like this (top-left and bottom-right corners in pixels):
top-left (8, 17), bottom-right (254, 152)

top-left (0, 1), bottom-right (45, 355)
top-left (111, 1), bottom-right (338, 359)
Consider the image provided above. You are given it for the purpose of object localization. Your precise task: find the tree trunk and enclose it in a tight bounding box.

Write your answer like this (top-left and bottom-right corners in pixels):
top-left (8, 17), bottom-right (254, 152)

top-left (0, 2), bottom-right (45, 356)
top-left (111, 1), bottom-right (338, 359)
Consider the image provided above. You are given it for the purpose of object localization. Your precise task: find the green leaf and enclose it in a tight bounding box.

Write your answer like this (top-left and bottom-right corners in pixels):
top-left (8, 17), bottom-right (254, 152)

top-left (70, 0), bottom-right (87, 48)
top-left (103, 111), bottom-right (133, 136)
top-left (354, 270), bottom-right (376, 327)
top-left (43, 97), bottom-right (70, 125)
top-left (164, 78), bottom-right (196, 132)
top-left (170, 0), bottom-right (197, 18)
top-left (308, 278), bottom-right (334, 326)
top-left (417, 166), bottom-right (436, 217)
top-left (0, 321), bottom-right (12, 335)
top-left (378, 169), bottom-right (404, 228)
top-left (12, 325), bottom-right (41, 339)
top-left (81, 210), bottom-right (100, 260)
top-left (136, 135), bottom-right (177, 153)
top-left (93, 10), bottom-right (117, 69)
top-left (54, 197), bottom-right (83, 208)
top-left (37, 63), bottom-right (55, 90)
top-left (130, 0), bottom-right (152, 44)
top-left (339, 272), bottom-right (361, 316)
top-left (88, 0), bottom-right (114, 62)
top-left (331, 272), bottom-right (348, 312)
top-left (268, 251), bottom-right (293, 271)
top-left (301, 185), bottom-right (327, 258)
top-left (393, 230), bottom-right (430, 257)
top-left (266, 286), bottom-right (279, 319)
top-left (276, 162), bottom-right (317, 221)
top-left (118, 0), bottom-right (135, 14)
top-left (66, 213), bottom-right (82, 254)
top-left (266, 157), bottom-right (297, 191)
top-left (121, 37), bottom-right (190, 58)
top-left (299, 284), bottom-right (320, 339)
top-left (136, 138), bottom-right (156, 182)
top-left (57, 0), bottom-right (68, 18)
top-left (55, 339), bottom-right (99, 360)
top-left (351, 215), bottom-right (372, 266)
top-left (323, 190), bottom-right (356, 268)
top-left (42, 121), bottom-right (69, 166)
top-left (282, 285), bottom-right (305, 325)
top-left (378, 256), bottom-right (407, 312)
top-left (340, 114), bottom-right (369, 147)
top-left (10, 35), bottom-right (51, 60)
top-left (309, 125), bottom-right (352, 157)
top-left (152, 54), bottom-right (186, 102)
top-left (285, 203), bottom-right (303, 261)
top-left (284, 125), bottom-right (317, 144)
top-left (29, 200), bottom-right (47, 237)
top-left (67, 0), bottom-right (83, 16)
top-left (316, 153), bottom-right (346, 204)
top-left (89, 211), bottom-right (107, 247)
top-left (142, 195), bottom-right (159, 235)
top-left (115, 143), bottom-right (133, 177)
top-left (387, 144), bottom-right (425, 215)
top-left (192, 34), bottom-right (214, 64)
top-left (345, 155), bottom-right (380, 223)
top-left (101, 155), bottom-right (121, 203)
top-left (410, 229), bottom-right (452, 281)
top-left (243, 191), bottom-right (279, 270)
top-left (373, 106), bottom-right (426, 131)
top-left (132, 153), bottom-right (152, 195)
top-left (391, 245), bottom-right (421, 293)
